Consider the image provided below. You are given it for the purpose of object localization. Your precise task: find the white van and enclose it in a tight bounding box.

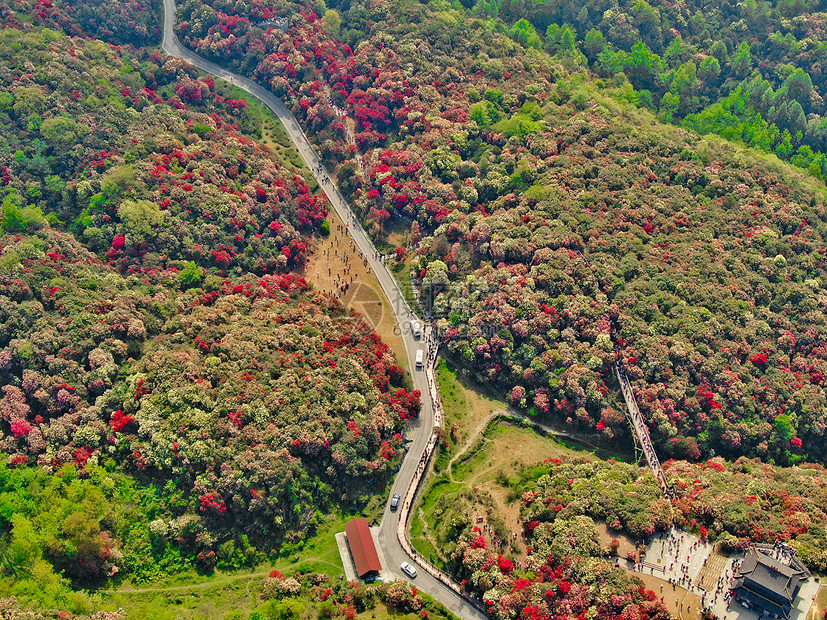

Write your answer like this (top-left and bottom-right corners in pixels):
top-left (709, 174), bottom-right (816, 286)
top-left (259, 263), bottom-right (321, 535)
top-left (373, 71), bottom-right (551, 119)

top-left (415, 350), bottom-right (424, 369)
top-left (411, 320), bottom-right (422, 339)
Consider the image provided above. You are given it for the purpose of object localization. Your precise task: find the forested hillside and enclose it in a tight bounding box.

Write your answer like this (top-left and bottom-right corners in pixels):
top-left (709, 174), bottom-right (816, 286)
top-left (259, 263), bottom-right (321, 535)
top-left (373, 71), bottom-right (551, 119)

top-left (173, 0), bottom-right (827, 464)
top-left (0, 26), bottom-right (420, 613)
top-left (482, 0), bottom-right (827, 176)
top-left (0, 0), bottom-right (160, 45)
top-left (431, 453), bottom-right (827, 619)
top-left (3, 0), bottom-right (827, 614)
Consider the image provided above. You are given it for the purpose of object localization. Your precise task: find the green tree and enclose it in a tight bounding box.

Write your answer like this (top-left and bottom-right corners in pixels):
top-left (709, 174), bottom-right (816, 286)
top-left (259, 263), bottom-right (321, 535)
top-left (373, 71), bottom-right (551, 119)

top-left (731, 41), bottom-right (752, 79)
top-left (789, 100), bottom-right (806, 133)
top-left (783, 69), bottom-right (813, 108)
top-left (510, 19), bottom-right (542, 49)
top-left (470, 101), bottom-right (495, 126)
top-left (12, 87), bottom-right (47, 118)
top-left (671, 61), bottom-right (698, 95)
top-left (179, 260), bottom-right (205, 288)
top-left (7, 515), bottom-right (41, 572)
top-left (805, 117), bottom-right (827, 151)
top-left (559, 26), bottom-right (576, 54)
top-left (659, 92), bottom-right (680, 123)
top-left (598, 47), bottom-right (628, 76)
top-left (623, 40), bottom-right (664, 92)
top-left (546, 23), bottom-right (576, 55)
top-left (484, 88), bottom-right (503, 106)
top-left (40, 115), bottom-right (87, 148)
top-left (664, 36), bottom-right (690, 68)
top-left (709, 40), bottom-right (729, 64)
top-left (1, 193), bottom-right (46, 232)
top-left (336, 161), bottom-right (361, 198)
top-left (631, 0), bottom-right (662, 52)
top-left (775, 129), bottom-right (794, 158)
top-left (321, 9), bottom-right (341, 38)
top-left (774, 413), bottom-right (794, 438)
top-left (698, 56), bottom-right (721, 83)
top-left (584, 28), bottom-right (607, 61)
top-left (118, 198), bottom-right (164, 240)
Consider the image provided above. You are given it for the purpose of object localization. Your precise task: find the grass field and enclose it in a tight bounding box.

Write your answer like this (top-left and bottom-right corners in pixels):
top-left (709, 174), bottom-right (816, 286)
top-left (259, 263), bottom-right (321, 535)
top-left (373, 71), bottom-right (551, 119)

top-left (98, 514), bottom-right (352, 619)
top-left (432, 358), bottom-right (504, 472)
top-left (415, 357), bottom-right (583, 562)
top-left (409, 476), bottom-right (466, 570)
top-left (101, 574), bottom-right (261, 620)
top-left (413, 415), bottom-right (584, 564)
top-left (356, 602), bottom-right (425, 620)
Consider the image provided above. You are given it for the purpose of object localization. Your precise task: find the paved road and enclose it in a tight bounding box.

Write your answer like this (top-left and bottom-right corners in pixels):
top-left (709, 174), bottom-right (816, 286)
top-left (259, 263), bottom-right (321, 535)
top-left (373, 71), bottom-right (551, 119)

top-left (161, 5), bottom-right (486, 619)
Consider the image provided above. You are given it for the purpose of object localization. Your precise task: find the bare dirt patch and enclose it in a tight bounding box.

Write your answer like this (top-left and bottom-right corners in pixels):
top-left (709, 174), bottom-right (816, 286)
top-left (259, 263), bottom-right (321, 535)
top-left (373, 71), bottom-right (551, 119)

top-left (303, 208), bottom-right (408, 371)
top-left (596, 522), bottom-right (636, 558)
top-left (808, 585), bottom-right (827, 620)
top-left (632, 572), bottom-right (703, 620)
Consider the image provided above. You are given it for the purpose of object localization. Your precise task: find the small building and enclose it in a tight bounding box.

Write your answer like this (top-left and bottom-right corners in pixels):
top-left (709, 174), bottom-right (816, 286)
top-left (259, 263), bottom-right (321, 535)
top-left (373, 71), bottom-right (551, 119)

top-left (732, 544), bottom-right (810, 619)
top-left (344, 518), bottom-right (382, 581)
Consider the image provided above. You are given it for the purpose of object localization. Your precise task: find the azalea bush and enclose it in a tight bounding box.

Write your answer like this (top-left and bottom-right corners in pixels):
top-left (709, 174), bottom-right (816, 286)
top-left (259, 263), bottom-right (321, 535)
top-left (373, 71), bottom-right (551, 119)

top-left (515, 455), bottom-right (827, 571)
top-left (172, 0), bottom-right (827, 464)
top-left (449, 516), bottom-right (671, 620)
top-left (0, 22), bottom-right (419, 588)
top-left (432, 452), bottom-right (827, 618)
top-left (109, 273), bottom-right (415, 549)
top-left (0, 0), bottom-right (160, 45)
top-left (0, 30), bottom-right (325, 280)
top-left (254, 571), bottom-right (453, 620)
top-left (0, 226), bottom-right (417, 569)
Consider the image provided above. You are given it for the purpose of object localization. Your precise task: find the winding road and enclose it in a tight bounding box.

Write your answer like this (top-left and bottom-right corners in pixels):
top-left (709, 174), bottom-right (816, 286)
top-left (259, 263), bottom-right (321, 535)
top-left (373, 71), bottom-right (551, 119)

top-left (161, 4), bottom-right (486, 619)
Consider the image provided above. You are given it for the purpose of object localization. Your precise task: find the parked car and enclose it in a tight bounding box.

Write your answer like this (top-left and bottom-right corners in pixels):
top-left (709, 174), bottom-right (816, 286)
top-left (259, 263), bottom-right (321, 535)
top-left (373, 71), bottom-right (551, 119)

top-left (415, 349), bottom-right (424, 368)
top-left (401, 562), bottom-right (417, 579)
top-left (411, 320), bottom-right (422, 338)
top-left (390, 493), bottom-right (401, 511)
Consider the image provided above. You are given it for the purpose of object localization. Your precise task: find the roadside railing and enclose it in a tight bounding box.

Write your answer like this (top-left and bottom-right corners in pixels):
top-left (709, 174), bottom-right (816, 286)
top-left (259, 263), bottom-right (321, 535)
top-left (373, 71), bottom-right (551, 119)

top-left (395, 355), bottom-right (487, 614)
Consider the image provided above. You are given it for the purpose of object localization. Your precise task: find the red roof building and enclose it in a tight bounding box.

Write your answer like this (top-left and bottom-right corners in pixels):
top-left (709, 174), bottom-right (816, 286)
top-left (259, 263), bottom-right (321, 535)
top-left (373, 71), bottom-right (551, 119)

top-left (345, 518), bottom-right (382, 578)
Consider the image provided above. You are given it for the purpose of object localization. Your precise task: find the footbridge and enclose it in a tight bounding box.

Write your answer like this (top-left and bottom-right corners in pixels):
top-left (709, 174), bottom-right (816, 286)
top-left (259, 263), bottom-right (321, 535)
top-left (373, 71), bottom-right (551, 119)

top-left (615, 361), bottom-right (676, 499)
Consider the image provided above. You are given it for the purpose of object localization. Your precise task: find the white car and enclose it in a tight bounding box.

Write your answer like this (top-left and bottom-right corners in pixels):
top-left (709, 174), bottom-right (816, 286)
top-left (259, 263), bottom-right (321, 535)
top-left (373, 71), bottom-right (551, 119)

top-left (401, 562), bottom-right (417, 579)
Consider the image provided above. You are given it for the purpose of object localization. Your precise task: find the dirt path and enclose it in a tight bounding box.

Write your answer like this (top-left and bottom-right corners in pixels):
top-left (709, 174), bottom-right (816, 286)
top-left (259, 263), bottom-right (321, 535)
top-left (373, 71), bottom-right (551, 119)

top-left (446, 419), bottom-right (582, 562)
top-left (113, 571), bottom-right (271, 595)
top-left (447, 411), bottom-right (597, 482)
top-left (113, 556), bottom-right (344, 596)
top-left (447, 411), bottom-right (502, 475)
